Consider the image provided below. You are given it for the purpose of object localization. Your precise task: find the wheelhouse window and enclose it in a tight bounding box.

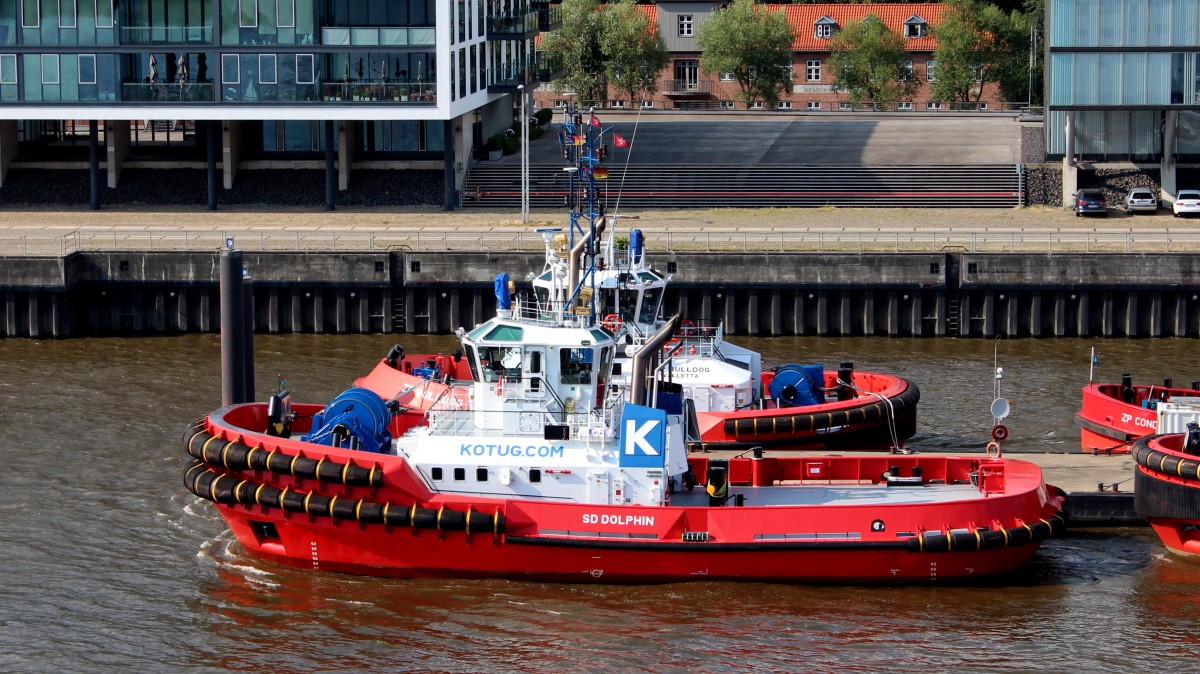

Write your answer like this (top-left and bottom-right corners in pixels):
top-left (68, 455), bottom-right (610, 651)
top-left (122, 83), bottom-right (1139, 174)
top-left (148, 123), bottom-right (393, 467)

top-left (639, 287), bottom-right (663, 324)
top-left (559, 348), bottom-right (593, 385)
top-left (478, 345), bottom-right (522, 383)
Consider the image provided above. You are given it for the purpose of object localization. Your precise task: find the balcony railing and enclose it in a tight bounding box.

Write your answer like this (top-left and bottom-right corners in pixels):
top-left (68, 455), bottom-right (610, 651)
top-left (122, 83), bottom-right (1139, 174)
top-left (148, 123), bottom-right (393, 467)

top-left (319, 81), bottom-right (436, 102)
top-left (119, 25), bottom-right (213, 45)
top-left (662, 79), bottom-right (713, 96)
top-left (488, 10), bottom-right (538, 36)
top-left (121, 81), bottom-right (215, 102)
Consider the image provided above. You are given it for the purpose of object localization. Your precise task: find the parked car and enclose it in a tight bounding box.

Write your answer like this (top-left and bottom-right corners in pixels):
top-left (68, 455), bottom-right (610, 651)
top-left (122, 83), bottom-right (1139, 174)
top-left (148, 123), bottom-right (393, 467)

top-left (1124, 188), bottom-right (1159, 214)
top-left (1073, 189), bottom-right (1108, 217)
top-left (1173, 190), bottom-right (1200, 217)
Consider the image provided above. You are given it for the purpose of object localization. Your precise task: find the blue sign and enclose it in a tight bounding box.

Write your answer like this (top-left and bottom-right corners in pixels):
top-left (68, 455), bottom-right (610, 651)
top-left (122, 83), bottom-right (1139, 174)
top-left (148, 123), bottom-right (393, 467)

top-left (619, 404), bottom-right (667, 468)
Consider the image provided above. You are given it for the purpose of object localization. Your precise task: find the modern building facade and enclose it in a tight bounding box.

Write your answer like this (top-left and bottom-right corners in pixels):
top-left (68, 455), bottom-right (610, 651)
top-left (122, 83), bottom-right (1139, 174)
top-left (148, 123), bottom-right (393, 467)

top-left (534, 2), bottom-right (1002, 113)
top-left (1045, 0), bottom-right (1200, 202)
top-left (0, 0), bottom-right (554, 208)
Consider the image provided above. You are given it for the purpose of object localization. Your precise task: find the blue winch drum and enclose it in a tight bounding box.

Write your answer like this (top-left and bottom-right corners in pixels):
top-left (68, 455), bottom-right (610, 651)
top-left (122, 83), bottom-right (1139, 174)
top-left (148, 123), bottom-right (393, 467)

top-left (768, 364), bottom-right (826, 407)
top-left (302, 387), bottom-right (393, 453)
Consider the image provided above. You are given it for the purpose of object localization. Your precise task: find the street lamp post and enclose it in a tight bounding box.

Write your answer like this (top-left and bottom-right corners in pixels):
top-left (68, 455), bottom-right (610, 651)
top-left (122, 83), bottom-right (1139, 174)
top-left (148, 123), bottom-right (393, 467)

top-left (518, 84), bottom-right (529, 224)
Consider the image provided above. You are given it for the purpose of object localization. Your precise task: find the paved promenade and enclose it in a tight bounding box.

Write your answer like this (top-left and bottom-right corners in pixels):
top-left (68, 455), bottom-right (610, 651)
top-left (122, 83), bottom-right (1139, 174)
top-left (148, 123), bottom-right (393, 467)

top-left (3, 204), bottom-right (1199, 255)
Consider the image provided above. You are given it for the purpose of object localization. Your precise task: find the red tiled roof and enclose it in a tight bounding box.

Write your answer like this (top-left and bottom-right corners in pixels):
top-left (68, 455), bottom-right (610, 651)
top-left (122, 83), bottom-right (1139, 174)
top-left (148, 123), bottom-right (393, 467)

top-left (774, 3), bottom-right (944, 52)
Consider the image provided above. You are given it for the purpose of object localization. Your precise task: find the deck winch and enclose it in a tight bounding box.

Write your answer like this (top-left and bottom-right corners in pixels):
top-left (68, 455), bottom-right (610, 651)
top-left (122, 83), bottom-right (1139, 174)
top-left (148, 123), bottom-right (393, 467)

top-left (302, 387), bottom-right (393, 453)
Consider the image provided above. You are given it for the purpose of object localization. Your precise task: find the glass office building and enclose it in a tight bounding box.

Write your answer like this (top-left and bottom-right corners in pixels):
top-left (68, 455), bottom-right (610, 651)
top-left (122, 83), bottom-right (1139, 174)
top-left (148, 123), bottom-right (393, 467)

top-left (0, 0), bottom-right (548, 205)
top-left (1045, 0), bottom-right (1200, 162)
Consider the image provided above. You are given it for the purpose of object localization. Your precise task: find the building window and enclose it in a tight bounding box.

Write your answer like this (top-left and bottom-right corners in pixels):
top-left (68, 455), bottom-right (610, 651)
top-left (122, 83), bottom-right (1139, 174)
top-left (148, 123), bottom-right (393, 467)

top-left (259, 54), bottom-right (277, 84)
top-left (720, 72), bottom-right (735, 81)
top-left (553, 99), bottom-right (565, 108)
top-left (781, 64), bottom-right (793, 82)
top-left (897, 101), bottom-right (913, 110)
top-left (905, 21), bottom-right (926, 38)
top-left (814, 22), bottom-right (834, 39)
top-left (678, 14), bottom-right (693, 37)
top-left (239, 0), bottom-right (257, 28)
top-left (972, 63), bottom-right (983, 82)
top-left (926, 60), bottom-right (937, 82)
top-left (806, 101), bottom-right (820, 110)
top-left (59, 0), bottom-right (77, 28)
top-left (839, 101), bottom-right (852, 110)
top-left (610, 99), bottom-right (625, 108)
top-left (926, 101), bottom-right (942, 110)
top-left (95, 0), bottom-right (113, 28)
top-left (899, 60), bottom-right (912, 81)
top-left (221, 54), bottom-right (240, 84)
top-left (277, 0), bottom-right (295, 28)
top-left (720, 100), bottom-right (735, 109)
top-left (806, 60), bottom-right (821, 81)
top-left (296, 54), bottom-right (314, 84)
top-left (78, 54), bottom-right (96, 84)
top-left (979, 102), bottom-right (988, 110)
top-left (21, 0), bottom-right (38, 28)
top-left (749, 101), bottom-right (763, 109)
top-left (641, 100), bottom-right (653, 108)
top-left (41, 54), bottom-right (59, 84)
top-left (776, 101), bottom-right (792, 110)
top-left (0, 55), bottom-right (16, 84)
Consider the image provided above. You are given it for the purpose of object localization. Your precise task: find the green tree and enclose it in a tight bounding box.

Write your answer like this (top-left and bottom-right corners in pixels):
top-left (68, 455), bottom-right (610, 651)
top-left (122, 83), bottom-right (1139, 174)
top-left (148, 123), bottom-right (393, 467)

top-left (697, 0), bottom-right (795, 106)
top-left (828, 15), bottom-right (915, 107)
top-left (932, 0), bottom-right (1035, 106)
top-left (539, 0), bottom-right (607, 105)
top-left (601, 0), bottom-right (668, 106)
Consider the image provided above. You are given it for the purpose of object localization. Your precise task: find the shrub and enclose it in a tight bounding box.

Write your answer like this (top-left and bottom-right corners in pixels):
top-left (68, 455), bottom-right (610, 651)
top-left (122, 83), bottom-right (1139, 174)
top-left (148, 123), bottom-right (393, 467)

top-left (535, 108), bottom-right (553, 125)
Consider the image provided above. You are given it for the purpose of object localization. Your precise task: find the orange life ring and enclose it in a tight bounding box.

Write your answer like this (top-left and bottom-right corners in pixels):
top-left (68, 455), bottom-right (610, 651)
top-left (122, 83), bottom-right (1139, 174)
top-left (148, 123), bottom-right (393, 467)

top-left (601, 314), bottom-right (623, 332)
top-left (680, 319), bottom-right (696, 336)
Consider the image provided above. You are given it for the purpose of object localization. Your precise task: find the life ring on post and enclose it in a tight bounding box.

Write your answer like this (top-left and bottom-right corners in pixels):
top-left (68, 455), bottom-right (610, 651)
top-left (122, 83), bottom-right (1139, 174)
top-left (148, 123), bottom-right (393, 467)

top-left (680, 319), bottom-right (696, 336)
top-left (985, 441), bottom-right (1002, 458)
top-left (601, 314), bottom-right (623, 332)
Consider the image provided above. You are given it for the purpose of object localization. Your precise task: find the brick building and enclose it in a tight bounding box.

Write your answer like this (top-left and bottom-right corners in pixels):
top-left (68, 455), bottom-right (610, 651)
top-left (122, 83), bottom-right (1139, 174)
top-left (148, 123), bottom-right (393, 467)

top-left (535, 1), bottom-right (1004, 112)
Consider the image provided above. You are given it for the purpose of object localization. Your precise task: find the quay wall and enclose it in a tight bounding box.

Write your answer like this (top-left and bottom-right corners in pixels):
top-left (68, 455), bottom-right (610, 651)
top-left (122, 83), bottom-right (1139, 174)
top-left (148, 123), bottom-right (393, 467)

top-left (2, 250), bottom-right (1199, 339)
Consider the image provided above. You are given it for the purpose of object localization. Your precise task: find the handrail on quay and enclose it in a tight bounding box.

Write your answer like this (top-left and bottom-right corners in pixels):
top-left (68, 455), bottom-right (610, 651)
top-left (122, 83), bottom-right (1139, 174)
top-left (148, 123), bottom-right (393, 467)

top-left (1, 228), bottom-right (1199, 256)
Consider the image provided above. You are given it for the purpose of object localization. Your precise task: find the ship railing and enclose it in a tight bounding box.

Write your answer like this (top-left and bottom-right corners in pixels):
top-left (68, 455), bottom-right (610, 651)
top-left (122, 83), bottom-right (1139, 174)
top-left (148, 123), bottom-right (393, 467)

top-left (422, 405), bottom-right (614, 439)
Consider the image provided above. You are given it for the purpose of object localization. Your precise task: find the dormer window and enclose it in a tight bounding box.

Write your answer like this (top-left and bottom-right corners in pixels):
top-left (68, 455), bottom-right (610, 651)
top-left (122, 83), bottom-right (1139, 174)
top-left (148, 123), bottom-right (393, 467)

top-left (904, 15), bottom-right (927, 38)
top-left (814, 16), bottom-right (837, 39)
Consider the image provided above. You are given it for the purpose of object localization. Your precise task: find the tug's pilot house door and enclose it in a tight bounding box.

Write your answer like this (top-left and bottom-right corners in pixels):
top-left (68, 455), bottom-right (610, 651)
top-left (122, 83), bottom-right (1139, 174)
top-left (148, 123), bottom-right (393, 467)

top-left (524, 348), bottom-right (544, 397)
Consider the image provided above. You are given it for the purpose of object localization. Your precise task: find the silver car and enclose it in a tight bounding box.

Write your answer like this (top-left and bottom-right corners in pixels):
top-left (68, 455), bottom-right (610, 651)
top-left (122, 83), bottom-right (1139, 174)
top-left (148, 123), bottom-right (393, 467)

top-left (1124, 188), bottom-right (1158, 214)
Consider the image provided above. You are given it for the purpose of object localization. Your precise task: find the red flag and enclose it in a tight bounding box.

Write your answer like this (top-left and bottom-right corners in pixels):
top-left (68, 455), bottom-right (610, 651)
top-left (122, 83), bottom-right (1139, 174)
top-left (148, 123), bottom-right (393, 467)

top-left (614, 134), bottom-right (629, 148)
top-left (590, 114), bottom-right (601, 128)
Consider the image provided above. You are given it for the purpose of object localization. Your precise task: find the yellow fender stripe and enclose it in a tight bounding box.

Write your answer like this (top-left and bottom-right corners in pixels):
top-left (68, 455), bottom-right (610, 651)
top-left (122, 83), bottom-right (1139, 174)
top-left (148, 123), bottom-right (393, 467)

top-left (436, 506), bottom-right (445, 532)
top-left (410, 504), bottom-right (418, 530)
top-left (315, 456), bottom-right (326, 479)
top-left (209, 474), bottom-right (226, 501)
top-left (1001, 527), bottom-right (1010, 547)
top-left (254, 483), bottom-right (267, 506)
top-left (341, 461), bottom-right (351, 484)
top-left (289, 453), bottom-right (301, 477)
top-left (200, 435), bottom-right (222, 462)
top-left (328, 495), bottom-right (338, 518)
top-left (974, 528), bottom-right (982, 551)
top-left (354, 499), bottom-right (364, 522)
top-left (382, 501), bottom-right (391, 526)
top-left (303, 492), bottom-right (313, 514)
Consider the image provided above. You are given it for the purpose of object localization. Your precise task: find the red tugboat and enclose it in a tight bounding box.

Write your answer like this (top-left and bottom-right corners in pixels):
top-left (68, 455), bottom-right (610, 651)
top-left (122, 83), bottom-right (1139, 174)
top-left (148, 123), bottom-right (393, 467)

top-left (184, 286), bottom-right (1064, 583)
top-left (1133, 416), bottom-right (1200, 557)
top-left (182, 105), bottom-right (1061, 583)
top-left (1078, 372), bottom-right (1200, 454)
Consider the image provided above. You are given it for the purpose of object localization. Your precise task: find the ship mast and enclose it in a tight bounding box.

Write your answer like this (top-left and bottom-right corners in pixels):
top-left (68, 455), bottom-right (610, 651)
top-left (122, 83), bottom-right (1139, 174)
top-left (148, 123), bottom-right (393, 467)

top-left (557, 102), bottom-right (610, 328)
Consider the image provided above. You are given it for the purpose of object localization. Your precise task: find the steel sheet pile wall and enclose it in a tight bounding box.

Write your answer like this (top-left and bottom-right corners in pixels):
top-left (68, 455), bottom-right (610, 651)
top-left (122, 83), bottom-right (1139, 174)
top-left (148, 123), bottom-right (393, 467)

top-left (1, 251), bottom-right (1198, 338)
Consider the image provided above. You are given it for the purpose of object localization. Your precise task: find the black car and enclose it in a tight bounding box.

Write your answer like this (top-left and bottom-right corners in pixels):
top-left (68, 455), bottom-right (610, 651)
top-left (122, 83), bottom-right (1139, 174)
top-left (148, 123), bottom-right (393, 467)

top-left (1074, 189), bottom-right (1108, 217)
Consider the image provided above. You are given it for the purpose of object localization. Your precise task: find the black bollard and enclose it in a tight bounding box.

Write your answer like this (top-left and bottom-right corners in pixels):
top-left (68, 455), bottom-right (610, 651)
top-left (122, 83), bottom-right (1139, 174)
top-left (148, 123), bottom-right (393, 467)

top-left (242, 273), bottom-right (255, 402)
top-left (220, 247), bottom-right (246, 407)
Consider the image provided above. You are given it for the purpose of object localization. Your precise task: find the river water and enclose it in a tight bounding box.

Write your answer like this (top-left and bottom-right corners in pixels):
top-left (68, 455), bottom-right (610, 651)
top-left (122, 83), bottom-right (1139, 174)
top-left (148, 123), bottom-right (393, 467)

top-left (1, 333), bottom-right (1197, 673)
